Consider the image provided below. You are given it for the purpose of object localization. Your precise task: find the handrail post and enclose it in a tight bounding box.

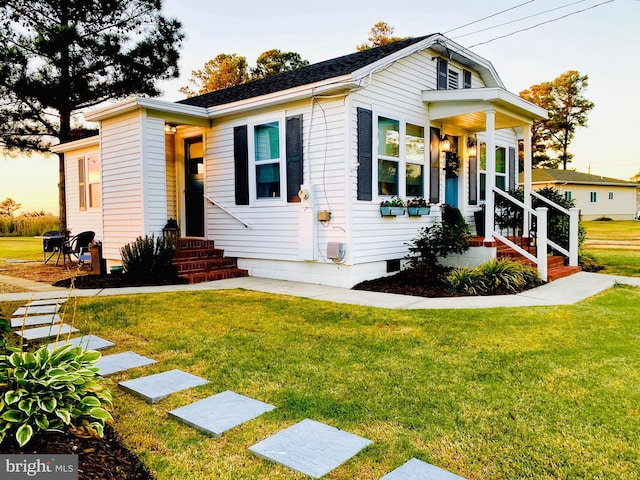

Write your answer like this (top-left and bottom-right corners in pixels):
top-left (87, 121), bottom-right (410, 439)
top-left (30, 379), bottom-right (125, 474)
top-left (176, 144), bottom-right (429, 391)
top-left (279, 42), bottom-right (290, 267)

top-left (568, 207), bottom-right (580, 266)
top-left (536, 207), bottom-right (548, 282)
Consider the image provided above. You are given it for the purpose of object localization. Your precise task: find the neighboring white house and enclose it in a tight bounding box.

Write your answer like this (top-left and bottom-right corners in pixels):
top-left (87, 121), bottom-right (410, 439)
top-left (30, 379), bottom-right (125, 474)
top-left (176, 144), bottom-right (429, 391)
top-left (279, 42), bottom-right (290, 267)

top-left (53, 33), bottom-right (566, 287)
top-left (525, 169), bottom-right (640, 221)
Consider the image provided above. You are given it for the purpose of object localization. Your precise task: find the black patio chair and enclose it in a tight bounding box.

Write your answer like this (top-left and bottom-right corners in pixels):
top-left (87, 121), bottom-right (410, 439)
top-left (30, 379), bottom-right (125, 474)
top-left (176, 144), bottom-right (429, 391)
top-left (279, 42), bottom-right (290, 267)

top-left (62, 231), bottom-right (95, 266)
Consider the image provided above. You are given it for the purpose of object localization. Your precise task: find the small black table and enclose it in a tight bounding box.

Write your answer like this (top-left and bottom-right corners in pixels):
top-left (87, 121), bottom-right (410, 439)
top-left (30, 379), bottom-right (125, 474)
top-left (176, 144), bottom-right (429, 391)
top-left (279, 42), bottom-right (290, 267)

top-left (43, 235), bottom-right (65, 265)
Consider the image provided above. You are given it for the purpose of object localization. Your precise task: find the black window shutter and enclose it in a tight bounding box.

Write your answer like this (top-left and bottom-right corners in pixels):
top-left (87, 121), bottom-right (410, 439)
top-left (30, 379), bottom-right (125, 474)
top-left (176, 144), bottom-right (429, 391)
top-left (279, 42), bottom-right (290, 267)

top-left (429, 127), bottom-right (441, 203)
top-left (508, 146), bottom-right (516, 191)
top-left (286, 115), bottom-right (303, 203)
top-left (463, 69), bottom-right (472, 89)
top-left (437, 58), bottom-right (448, 90)
top-left (357, 107), bottom-right (373, 201)
top-left (469, 149), bottom-right (478, 205)
top-left (233, 125), bottom-right (249, 205)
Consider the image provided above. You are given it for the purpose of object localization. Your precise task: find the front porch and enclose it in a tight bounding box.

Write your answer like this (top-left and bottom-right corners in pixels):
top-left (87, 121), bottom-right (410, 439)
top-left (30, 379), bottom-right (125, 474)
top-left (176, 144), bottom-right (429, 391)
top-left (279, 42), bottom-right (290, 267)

top-left (425, 87), bottom-right (581, 281)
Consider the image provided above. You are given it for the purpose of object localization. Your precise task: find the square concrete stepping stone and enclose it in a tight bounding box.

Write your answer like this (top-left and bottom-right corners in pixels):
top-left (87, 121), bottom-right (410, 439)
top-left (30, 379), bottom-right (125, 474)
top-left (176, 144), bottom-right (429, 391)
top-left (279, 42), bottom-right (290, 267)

top-left (13, 304), bottom-right (60, 316)
top-left (119, 369), bottom-right (209, 404)
top-left (47, 335), bottom-right (115, 352)
top-left (11, 313), bottom-right (61, 328)
top-left (380, 458), bottom-right (467, 480)
top-left (95, 351), bottom-right (156, 376)
top-left (28, 298), bottom-right (67, 306)
top-left (169, 390), bottom-right (275, 437)
top-left (14, 323), bottom-right (79, 341)
top-left (249, 418), bottom-right (372, 478)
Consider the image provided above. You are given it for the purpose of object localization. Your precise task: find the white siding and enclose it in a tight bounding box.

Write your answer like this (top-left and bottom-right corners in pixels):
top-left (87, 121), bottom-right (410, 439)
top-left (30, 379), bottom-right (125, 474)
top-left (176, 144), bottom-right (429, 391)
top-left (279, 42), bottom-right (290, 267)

top-left (203, 98), bottom-right (349, 263)
top-left (142, 116), bottom-right (168, 233)
top-left (165, 134), bottom-right (177, 219)
top-left (64, 144), bottom-right (103, 240)
top-left (100, 111), bottom-right (145, 260)
top-left (536, 183), bottom-right (638, 220)
top-left (345, 49), bottom-right (518, 265)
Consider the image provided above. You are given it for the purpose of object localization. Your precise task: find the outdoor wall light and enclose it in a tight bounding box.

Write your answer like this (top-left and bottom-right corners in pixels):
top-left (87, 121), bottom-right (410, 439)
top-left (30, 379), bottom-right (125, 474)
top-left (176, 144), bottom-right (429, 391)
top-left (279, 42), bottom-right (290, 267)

top-left (468, 140), bottom-right (477, 157)
top-left (440, 134), bottom-right (452, 153)
top-left (164, 124), bottom-right (178, 134)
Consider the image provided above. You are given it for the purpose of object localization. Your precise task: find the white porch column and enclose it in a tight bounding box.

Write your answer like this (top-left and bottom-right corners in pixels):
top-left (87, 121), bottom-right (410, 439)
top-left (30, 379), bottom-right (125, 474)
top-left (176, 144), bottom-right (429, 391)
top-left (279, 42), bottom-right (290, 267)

top-left (523, 123), bottom-right (533, 237)
top-left (484, 110), bottom-right (496, 242)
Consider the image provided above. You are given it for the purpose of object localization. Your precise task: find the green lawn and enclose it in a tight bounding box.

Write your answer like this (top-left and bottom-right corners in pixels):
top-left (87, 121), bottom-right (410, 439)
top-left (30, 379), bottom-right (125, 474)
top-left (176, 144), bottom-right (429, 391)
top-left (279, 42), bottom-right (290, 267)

top-left (3, 286), bottom-right (639, 479)
top-left (0, 236), bottom-right (43, 262)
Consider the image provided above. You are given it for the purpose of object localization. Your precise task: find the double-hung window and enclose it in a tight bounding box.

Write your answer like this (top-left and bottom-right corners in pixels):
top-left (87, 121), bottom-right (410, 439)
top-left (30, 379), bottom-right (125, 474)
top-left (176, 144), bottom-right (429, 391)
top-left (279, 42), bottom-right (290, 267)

top-left (377, 116), bottom-right (425, 198)
top-left (78, 153), bottom-right (101, 211)
top-left (478, 143), bottom-right (507, 200)
top-left (254, 120), bottom-right (282, 199)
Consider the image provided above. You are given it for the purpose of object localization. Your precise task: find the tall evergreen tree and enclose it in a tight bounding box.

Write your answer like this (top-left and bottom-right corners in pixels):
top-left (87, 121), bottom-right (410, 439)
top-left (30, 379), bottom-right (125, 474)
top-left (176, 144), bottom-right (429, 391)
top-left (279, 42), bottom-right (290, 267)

top-left (0, 0), bottom-right (184, 228)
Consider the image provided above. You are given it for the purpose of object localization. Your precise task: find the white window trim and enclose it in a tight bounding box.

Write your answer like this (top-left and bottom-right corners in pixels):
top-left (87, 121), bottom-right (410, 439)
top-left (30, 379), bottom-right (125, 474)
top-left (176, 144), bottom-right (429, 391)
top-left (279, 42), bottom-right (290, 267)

top-left (79, 151), bottom-right (101, 211)
top-left (374, 112), bottom-right (427, 201)
top-left (248, 115), bottom-right (286, 206)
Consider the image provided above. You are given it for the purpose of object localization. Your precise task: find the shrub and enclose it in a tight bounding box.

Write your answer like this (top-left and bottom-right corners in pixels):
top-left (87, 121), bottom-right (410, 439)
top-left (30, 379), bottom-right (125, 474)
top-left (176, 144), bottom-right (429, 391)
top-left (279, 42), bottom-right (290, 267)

top-left (0, 344), bottom-right (113, 447)
top-left (579, 251), bottom-right (606, 272)
top-left (120, 234), bottom-right (177, 283)
top-left (444, 258), bottom-right (542, 295)
top-left (406, 204), bottom-right (471, 275)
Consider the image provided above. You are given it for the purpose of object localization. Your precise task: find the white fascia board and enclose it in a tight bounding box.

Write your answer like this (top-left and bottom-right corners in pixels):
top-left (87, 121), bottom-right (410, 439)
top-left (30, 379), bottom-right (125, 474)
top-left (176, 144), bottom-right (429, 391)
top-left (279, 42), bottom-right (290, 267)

top-left (422, 87), bottom-right (548, 121)
top-left (50, 135), bottom-right (99, 153)
top-left (206, 76), bottom-right (358, 118)
top-left (85, 96), bottom-right (209, 122)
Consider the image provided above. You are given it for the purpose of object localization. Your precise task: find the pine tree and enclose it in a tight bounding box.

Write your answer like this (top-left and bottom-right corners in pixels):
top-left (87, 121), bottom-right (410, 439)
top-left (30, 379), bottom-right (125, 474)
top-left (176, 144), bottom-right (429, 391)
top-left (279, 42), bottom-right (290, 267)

top-left (0, 0), bottom-right (184, 228)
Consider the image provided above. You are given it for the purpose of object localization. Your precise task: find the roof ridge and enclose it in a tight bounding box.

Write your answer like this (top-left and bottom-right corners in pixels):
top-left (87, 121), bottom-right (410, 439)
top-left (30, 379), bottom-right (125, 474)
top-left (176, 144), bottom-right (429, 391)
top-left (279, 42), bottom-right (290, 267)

top-left (177, 35), bottom-right (435, 108)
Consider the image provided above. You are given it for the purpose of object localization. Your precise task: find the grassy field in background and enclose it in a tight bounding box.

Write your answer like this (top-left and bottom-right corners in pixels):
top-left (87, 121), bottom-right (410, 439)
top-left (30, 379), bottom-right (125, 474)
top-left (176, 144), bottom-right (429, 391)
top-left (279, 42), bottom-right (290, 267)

top-left (583, 220), bottom-right (640, 276)
top-left (0, 236), bottom-right (44, 262)
top-left (3, 286), bottom-right (639, 479)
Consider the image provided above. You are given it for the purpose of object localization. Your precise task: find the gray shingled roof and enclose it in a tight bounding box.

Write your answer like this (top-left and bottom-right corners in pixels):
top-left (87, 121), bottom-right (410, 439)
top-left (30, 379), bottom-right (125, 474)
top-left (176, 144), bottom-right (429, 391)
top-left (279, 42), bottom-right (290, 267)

top-left (523, 169), bottom-right (639, 186)
top-left (178, 35), bottom-right (434, 108)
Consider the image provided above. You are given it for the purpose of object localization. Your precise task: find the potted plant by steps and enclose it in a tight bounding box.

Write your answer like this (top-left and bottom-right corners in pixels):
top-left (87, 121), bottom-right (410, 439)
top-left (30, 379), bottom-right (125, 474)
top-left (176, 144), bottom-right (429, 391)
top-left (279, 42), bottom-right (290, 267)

top-left (380, 197), bottom-right (406, 217)
top-left (407, 197), bottom-right (431, 216)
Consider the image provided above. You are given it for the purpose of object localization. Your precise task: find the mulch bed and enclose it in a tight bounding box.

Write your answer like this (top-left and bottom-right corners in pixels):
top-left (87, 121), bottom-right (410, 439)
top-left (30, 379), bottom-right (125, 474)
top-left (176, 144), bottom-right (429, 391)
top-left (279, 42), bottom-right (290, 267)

top-left (1, 427), bottom-right (153, 480)
top-left (53, 273), bottom-right (188, 289)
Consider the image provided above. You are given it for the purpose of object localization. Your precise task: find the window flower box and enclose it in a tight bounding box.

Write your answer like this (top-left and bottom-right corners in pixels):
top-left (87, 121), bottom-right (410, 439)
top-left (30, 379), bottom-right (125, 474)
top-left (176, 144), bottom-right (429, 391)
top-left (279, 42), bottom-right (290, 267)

top-left (380, 197), bottom-right (406, 217)
top-left (406, 198), bottom-right (430, 216)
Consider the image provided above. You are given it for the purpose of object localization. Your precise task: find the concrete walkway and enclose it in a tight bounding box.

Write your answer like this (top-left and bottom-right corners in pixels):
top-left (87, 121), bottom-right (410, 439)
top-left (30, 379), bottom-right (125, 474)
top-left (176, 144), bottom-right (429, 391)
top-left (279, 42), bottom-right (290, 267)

top-left (1, 271), bottom-right (639, 309)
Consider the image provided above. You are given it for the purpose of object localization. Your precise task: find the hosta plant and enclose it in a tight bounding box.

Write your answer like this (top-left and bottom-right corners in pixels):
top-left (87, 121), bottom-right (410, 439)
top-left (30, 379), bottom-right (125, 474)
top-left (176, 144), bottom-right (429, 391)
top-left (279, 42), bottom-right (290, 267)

top-left (0, 344), bottom-right (113, 447)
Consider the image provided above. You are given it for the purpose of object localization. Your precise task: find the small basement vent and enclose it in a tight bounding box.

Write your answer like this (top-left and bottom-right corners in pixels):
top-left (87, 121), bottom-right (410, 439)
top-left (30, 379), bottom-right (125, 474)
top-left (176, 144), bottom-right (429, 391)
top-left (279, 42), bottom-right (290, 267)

top-left (386, 259), bottom-right (401, 273)
top-left (327, 242), bottom-right (346, 262)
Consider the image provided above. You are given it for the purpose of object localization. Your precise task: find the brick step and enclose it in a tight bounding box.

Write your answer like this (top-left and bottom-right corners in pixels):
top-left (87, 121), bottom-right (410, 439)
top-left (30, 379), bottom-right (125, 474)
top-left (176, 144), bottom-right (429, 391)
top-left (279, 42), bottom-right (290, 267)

top-left (174, 258), bottom-right (240, 273)
top-left (174, 247), bottom-right (225, 260)
top-left (178, 238), bottom-right (216, 250)
top-left (172, 238), bottom-right (247, 284)
top-left (547, 265), bottom-right (582, 282)
top-left (180, 268), bottom-right (249, 284)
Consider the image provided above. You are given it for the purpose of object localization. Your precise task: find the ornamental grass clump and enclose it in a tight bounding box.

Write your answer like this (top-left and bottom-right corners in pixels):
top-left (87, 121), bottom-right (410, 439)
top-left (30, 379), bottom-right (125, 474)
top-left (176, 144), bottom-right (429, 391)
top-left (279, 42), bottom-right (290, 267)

top-left (445, 258), bottom-right (542, 295)
top-left (0, 343), bottom-right (113, 447)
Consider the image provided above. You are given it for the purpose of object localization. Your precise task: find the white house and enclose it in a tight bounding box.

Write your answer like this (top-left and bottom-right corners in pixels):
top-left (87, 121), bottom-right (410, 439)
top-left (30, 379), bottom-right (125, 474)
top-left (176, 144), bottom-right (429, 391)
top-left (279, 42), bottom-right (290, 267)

top-left (525, 169), bottom-right (640, 221)
top-left (53, 33), bottom-right (576, 287)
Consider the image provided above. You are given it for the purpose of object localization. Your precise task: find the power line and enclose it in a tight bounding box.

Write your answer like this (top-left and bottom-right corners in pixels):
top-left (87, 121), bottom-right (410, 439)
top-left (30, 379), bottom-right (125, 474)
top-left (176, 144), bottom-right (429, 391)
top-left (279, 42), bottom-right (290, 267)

top-left (467, 0), bottom-right (617, 48)
top-left (444, 0), bottom-right (537, 35)
top-left (452, 0), bottom-right (589, 40)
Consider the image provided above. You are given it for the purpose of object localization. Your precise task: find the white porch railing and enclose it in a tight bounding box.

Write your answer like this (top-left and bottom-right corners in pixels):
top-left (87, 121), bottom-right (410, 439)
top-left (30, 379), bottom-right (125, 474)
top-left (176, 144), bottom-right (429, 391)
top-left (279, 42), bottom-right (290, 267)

top-left (204, 194), bottom-right (252, 229)
top-left (490, 187), bottom-right (580, 282)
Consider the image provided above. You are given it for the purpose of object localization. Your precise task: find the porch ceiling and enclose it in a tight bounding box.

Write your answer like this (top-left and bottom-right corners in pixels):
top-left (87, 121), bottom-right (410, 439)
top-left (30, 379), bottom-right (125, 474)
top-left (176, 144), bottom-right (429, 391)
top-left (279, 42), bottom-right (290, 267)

top-left (422, 87), bottom-right (548, 132)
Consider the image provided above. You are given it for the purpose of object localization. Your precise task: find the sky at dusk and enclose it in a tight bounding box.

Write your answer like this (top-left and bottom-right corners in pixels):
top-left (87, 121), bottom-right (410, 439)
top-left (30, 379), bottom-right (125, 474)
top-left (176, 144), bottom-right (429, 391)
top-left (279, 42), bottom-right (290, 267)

top-left (1, 0), bottom-right (638, 214)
